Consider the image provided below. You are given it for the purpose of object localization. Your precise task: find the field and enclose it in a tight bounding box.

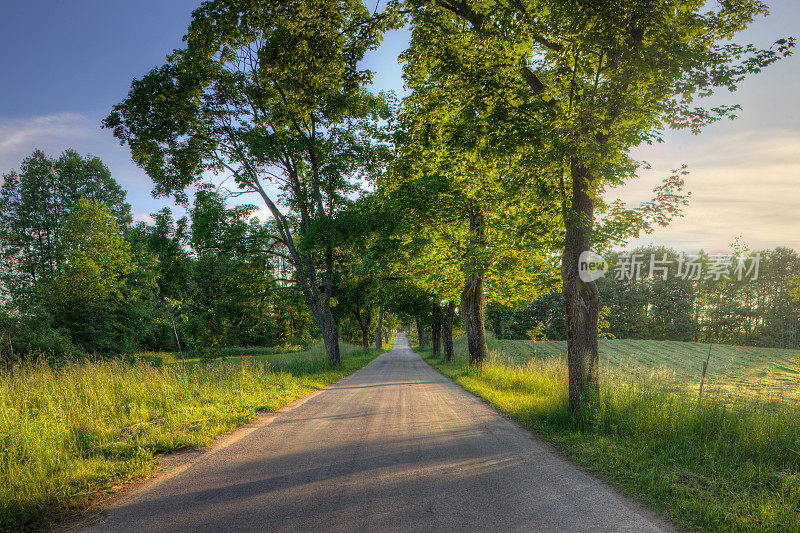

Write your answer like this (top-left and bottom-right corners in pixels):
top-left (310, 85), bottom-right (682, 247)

top-left (486, 336), bottom-right (800, 401)
top-left (0, 341), bottom-right (384, 531)
top-left (423, 335), bottom-right (800, 532)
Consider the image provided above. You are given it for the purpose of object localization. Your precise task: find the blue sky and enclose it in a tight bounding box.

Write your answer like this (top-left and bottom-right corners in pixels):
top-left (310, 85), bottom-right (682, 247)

top-left (1, 1), bottom-right (798, 252)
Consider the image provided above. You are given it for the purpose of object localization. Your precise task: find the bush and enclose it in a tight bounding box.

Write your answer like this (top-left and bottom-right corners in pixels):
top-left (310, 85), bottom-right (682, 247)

top-left (0, 308), bottom-right (81, 366)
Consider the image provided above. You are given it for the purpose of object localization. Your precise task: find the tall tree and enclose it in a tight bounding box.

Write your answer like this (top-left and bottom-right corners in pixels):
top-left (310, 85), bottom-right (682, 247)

top-left (402, 0), bottom-right (793, 409)
top-left (126, 208), bottom-right (196, 351)
top-left (328, 194), bottom-right (404, 352)
top-left (48, 199), bottom-right (134, 305)
top-left (104, 0), bottom-right (396, 364)
top-left (391, 66), bottom-right (561, 366)
top-left (44, 199), bottom-right (150, 356)
top-left (0, 150), bottom-right (131, 306)
top-left (189, 186), bottom-right (282, 356)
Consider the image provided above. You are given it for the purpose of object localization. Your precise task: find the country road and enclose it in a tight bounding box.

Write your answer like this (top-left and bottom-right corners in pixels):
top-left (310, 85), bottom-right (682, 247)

top-left (82, 333), bottom-right (676, 533)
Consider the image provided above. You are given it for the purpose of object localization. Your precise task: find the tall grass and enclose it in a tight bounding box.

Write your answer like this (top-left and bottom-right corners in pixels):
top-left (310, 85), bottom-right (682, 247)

top-left (480, 334), bottom-right (800, 401)
top-left (424, 337), bottom-right (800, 532)
top-left (0, 342), bottom-right (380, 531)
top-left (136, 340), bottom-right (366, 365)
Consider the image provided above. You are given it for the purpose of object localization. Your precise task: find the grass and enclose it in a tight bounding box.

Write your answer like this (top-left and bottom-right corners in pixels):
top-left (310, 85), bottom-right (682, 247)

top-left (136, 343), bottom-right (310, 366)
top-left (422, 334), bottom-right (800, 532)
top-left (136, 341), bottom-right (378, 372)
top-left (0, 340), bottom-right (383, 531)
top-left (488, 336), bottom-right (800, 402)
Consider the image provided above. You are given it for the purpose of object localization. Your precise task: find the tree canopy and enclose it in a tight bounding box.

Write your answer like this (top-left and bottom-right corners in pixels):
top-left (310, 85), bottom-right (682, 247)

top-left (398, 0), bottom-right (794, 408)
top-left (104, 0), bottom-right (400, 363)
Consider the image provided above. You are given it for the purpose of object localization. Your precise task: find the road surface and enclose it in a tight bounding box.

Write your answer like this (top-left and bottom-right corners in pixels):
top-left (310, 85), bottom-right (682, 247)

top-left (82, 333), bottom-right (676, 532)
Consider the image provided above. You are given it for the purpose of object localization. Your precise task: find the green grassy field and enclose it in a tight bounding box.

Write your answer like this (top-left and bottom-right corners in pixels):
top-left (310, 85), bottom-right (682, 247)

top-left (423, 335), bottom-right (800, 532)
top-left (483, 336), bottom-right (800, 401)
top-left (0, 341), bottom-right (384, 531)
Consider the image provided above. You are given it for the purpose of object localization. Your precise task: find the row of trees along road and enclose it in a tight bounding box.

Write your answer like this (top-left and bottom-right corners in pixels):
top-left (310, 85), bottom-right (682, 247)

top-left (103, 0), bottom-right (793, 412)
top-left (104, 0), bottom-right (400, 365)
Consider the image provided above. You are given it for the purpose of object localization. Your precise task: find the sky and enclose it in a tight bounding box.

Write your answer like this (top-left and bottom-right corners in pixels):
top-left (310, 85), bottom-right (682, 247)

top-left (0, 0), bottom-right (798, 254)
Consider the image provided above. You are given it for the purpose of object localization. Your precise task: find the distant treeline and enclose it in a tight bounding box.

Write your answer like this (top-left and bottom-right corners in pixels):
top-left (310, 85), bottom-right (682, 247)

top-left (0, 150), bottom-right (391, 362)
top-left (488, 246), bottom-right (800, 349)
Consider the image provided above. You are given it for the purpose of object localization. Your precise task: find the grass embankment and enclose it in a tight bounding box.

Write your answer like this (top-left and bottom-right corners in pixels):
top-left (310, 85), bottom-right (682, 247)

top-left (422, 335), bottom-right (800, 532)
top-left (1, 341), bottom-right (382, 531)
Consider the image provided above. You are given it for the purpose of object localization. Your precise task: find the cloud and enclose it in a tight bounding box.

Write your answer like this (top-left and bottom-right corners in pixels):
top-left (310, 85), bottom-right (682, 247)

top-left (0, 112), bottom-right (179, 217)
top-left (0, 113), bottom-right (296, 229)
top-left (132, 213), bottom-right (156, 225)
top-left (0, 113), bottom-right (96, 170)
top-left (611, 127), bottom-right (800, 252)
top-left (8, 116), bottom-right (795, 255)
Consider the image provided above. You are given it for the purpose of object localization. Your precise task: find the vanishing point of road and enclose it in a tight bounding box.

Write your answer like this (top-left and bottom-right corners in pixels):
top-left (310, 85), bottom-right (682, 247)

top-left (82, 333), bottom-right (676, 532)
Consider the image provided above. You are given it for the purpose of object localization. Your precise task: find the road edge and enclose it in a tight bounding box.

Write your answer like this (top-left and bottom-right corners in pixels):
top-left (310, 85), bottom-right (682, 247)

top-left (415, 348), bottom-right (683, 533)
top-left (54, 350), bottom-right (390, 532)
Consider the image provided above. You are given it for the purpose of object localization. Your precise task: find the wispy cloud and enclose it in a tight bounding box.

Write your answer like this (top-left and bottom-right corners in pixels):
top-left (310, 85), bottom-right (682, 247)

top-left (613, 127), bottom-right (800, 252)
top-left (0, 113), bottom-right (294, 229)
top-left (0, 112), bottom-right (179, 218)
top-left (0, 113), bottom-right (96, 170)
top-left (6, 116), bottom-right (797, 254)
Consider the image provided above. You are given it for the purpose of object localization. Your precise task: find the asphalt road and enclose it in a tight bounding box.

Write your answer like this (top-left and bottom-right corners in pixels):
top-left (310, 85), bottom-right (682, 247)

top-left (83, 333), bottom-right (676, 533)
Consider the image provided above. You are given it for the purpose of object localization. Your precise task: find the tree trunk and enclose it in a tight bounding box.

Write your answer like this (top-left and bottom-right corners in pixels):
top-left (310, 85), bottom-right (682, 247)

top-left (562, 159), bottom-right (600, 412)
top-left (461, 204), bottom-right (488, 367)
top-left (443, 301), bottom-right (455, 361)
top-left (361, 328), bottom-right (369, 352)
top-left (432, 304), bottom-right (442, 357)
top-left (416, 317), bottom-right (426, 349)
top-left (319, 305), bottom-right (341, 365)
top-left (375, 304), bottom-right (384, 350)
top-left (253, 175), bottom-right (342, 365)
top-left (354, 295), bottom-right (371, 353)
top-left (461, 273), bottom-right (488, 367)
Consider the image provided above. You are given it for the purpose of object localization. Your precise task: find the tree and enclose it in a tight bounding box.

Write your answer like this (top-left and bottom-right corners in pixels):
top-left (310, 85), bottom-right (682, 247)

top-left (49, 199), bottom-right (134, 304)
top-left (104, 0), bottom-right (397, 364)
top-left (188, 186), bottom-right (282, 357)
top-left (43, 199), bottom-right (152, 356)
top-left (402, 0), bottom-right (793, 409)
top-left (383, 281), bottom-right (433, 346)
top-left (126, 208), bottom-right (195, 352)
top-left (596, 247), bottom-right (695, 341)
top-left (791, 273), bottom-right (800, 326)
top-left (328, 194), bottom-right (407, 352)
top-left (430, 302), bottom-right (443, 356)
top-left (742, 248), bottom-right (800, 348)
top-left (392, 55), bottom-right (562, 366)
top-left (582, 246), bottom-right (799, 349)
top-left (0, 150), bottom-right (131, 307)
top-left (127, 208), bottom-right (193, 303)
